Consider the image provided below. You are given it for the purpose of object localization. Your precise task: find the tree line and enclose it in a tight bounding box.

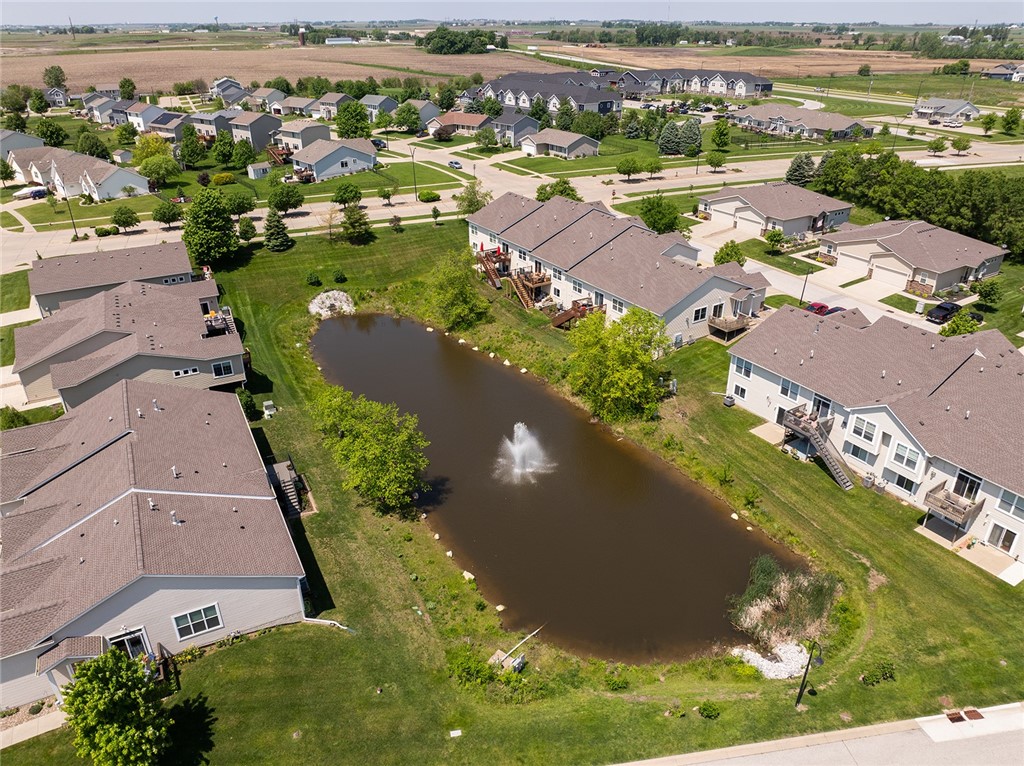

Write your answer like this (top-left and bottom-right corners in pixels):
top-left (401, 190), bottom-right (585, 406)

top-left (543, 23), bottom-right (815, 48)
top-left (416, 26), bottom-right (508, 54)
top-left (811, 149), bottom-right (1024, 261)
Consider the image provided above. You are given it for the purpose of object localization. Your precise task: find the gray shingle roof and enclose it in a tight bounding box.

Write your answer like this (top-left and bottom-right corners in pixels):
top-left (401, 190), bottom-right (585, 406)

top-left (702, 182), bottom-right (851, 221)
top-left (737, 103), bottom-right (869, 133)
top-left (524, 128), bottom-right (595, 148)
top-left (29, 243), bottom-right (191, 297)
top-left (730, 308), bottom-right (1024, 494)
top-left (823, 220), bottom-right (1007, 274)
top-left (290, 138), bottom-right (375, 166)
top-left (0, 380), bottom-right (304, 658)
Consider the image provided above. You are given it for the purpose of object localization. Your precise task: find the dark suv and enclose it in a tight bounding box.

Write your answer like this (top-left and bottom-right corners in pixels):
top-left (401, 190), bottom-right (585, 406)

top-left (926, 302), bottom-right (961, 324)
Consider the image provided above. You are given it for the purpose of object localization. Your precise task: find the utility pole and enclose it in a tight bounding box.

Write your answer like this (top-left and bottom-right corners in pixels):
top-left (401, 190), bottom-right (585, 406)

top-left (65, 196), bottom-right (79, 238)
top-left (68, 17), bottom-right (76, 41)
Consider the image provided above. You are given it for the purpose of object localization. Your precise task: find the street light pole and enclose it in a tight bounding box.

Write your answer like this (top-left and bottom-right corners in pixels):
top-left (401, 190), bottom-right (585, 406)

top-left (891, 116), bottom-right (906, 152)
top-left (798, 264), bottom-right (812, 306)
top-left (65, 196), bottom-right (79, 238)
top-left (410, 146), bottom-right (418, 199)
top-left (795, 640), bottom-right (824, 707)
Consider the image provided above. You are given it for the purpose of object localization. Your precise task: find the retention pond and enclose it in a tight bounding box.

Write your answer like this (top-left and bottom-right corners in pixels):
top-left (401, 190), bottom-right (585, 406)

top-left (311, 315), bottom-right (799, 663)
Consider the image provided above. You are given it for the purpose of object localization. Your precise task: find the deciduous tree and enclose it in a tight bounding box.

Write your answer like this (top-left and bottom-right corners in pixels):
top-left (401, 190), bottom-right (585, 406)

top-left (115, 122), bottom-right (138, 145)
top-left (133, 133), bottom-right (171, 164)
top-left (706, 150), bottom-right (726, 172)
top-left (616, 156), bottom-right (641, 180)
top-left (76, 131), bottom-right (110, 160)
top-left (555, 101), bottom-right (576, 131)
top-left (237, 215), bottom-right (257, 242)
top-left (980, 113), bottom-right (998, 135)
top-left (211, 130), bottom-right (235, 164)
top-left (764, 229), bottom-right (786, 253)
top-left (43, 65), bottom-right (67, 90)
top-left (223, 190), bottom-right (255, 220)
top-left (62, 649), bottom-right (170, 766)
top-left (151, 200), bottom-right (182, 230)
top-left (939, 311), bottom-right (980, 337)
top-left (267, 182), bottom-right (304, 216)
top-left (567, 307), bottom-right (669, 422)
top-left (230, 139), bottom-right (257, 169)
top-left (335, 101), bottom-right (372, 139)
top-left (138, 155), bottom-right (179, 186)
top-left (178, 124), bottom-right (206, 168)
top-left (474, 126), bottom-right (498, 150)
top-left (926, 137), bottom-right (947, 155)
top-left (110, 205), bottom-right (140, 232)
top-left (118, 77), bottom-right (136, 100)
top-left (393, 102), bottom-right (421, 132)
top-left (1001, 107), bottom-right (1021, 135)
top-left (182, 187), bottom-right (239, 266)
top-left (428, 247), bottom-right (489, 330)
top-left (714, 239), bottom-right (747, 265)
top-left (571, 110), bottom-right (605, 140)
top-left (0, 158), bottom-right (14, 187)
top-left (536, 177), bottom-right (582, 202)
top-left (481, 96), bottom-right (504, 118)
top-left (710, 117), bottom-right (731, 149)
top-left (28, 89), bottom-right (49, 115)
top-left (951, 135), bottom-right (972, 155)
top-left (452, 179), bottom-right (492, 216)
top-left (34, 118), bottom-right (68, 147)
top-left (332, 182), bottom-right (362, 207)
top-left (637, 191), bottom-right (679, 233)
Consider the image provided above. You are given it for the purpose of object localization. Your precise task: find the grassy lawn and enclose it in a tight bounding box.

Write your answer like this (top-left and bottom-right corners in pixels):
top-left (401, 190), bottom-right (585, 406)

top-left (973, 260), bottom-right (1024, 346)
top-left (410, 134), bottom-right (477, 150)
top-left (789, 74), bottom-right (1024, 108)
top-left (764, 294), bottom-right (803, 309)
top-left (0, 319), bottom-right (37, 366)
top-left (19, 194), bottom-right (164, 227)
top-left (0, 270), bottom-right (30, 313)
top-left (734, 238), bottom-right (825, 275)
top-left (420, 160), bottom-right (475, 181)
top-left (7, 225), bottom-right (1024, 764)
top-left (613, 192), bottom-right (701, 220)
top-left (839, 276), bottom-right (871, 289)
top-left (947, 164), bottom-right (1024, 178)
top-left (880, 293), bottom-right (937, 314)
top-left (493, 162), bottom-right (537, 176)
top-left (849, 207), bottom-right (887, 225)
top-left (1, 211), bottom-right (24, 231)
top-left (0, 184), bottom-right (30, 202)
top-left (505, 134), bottom-right (660, 175)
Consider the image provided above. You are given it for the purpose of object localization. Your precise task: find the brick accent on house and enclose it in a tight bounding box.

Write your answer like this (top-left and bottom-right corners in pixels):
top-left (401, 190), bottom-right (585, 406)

top-left (905, 280), bottom-right (934, 297)
top-left (817, 253), bottom-right (837, 266)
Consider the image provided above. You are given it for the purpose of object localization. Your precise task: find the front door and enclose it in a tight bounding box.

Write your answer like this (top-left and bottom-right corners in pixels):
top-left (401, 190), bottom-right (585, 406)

top-left (953, 470), bottom-right (982, 502)
top-left (987, 524), bottom-right (1018, 554)
top-left (594, 292), bottom-right (604, 306)
top-left (812, 395), bottom-right (832, 419)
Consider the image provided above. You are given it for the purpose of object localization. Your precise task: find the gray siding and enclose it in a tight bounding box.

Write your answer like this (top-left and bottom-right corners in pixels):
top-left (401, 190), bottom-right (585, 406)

top-left (19, 330), bottom-right (125, 402)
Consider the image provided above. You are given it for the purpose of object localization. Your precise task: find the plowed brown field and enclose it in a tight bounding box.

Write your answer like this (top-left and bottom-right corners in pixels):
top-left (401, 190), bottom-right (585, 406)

top-left (0, 45), bottom-right (564, 91)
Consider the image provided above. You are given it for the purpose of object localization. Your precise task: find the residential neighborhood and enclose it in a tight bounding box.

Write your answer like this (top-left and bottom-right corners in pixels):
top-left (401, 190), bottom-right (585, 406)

top-left (0, 11), bottom-right (1022, 766)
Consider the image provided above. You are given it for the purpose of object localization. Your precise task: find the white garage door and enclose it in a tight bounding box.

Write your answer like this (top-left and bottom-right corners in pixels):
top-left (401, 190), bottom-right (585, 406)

top-left (733, 212), bottom-right (763, 234)
top-left (872, 264), bottom-right (909, 288)
top-left (836, 251), bottom-right (870, 272)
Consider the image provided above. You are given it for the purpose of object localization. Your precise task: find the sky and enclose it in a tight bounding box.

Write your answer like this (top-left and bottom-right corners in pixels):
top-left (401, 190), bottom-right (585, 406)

top-left (1, 1), bottom-right (1020, 26)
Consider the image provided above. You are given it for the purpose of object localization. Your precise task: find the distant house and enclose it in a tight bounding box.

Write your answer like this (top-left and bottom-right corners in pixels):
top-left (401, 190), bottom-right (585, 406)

top-left (0, 128), bottom-right (44, 160)
top-left (520, 128), bottom-right (599, 159)
top-left (0, 379), bottom-right (305, 707)
top-left (13, 280), bottom-right (244, 407)
top-left (125, 102), bottom-right (166, 133)
top-left (477, 74), bottom-right (622, 115)
top-left (229, 111), bottom-right (282, 151)
top-left (247, 161), bottom-right (272, 180)
top-left (29, 243), bottom-right (194, 316)
top-left (402, 99), bottom-right (442, 130)
top-left (614, 68), bottom-right (773, 98)
top-left (112, 148), bottom-right (133, 165)
top-left (467, 193), bottom-right (773, 343)
top-left (272, 119), bottom-right (331, 151)
top-left (246, 87), bottom-right (285, 111)
top-left (426, 112), bottom-right (492, 137)
top-left (43, 87), bottom-right (69, 107)
top-left (92, 83), bottom-right (122, 100)
top-left (106, 99), bottom-right (135, 126)
top-left (316, 92), bottom-right (353, 120)
top-left (148, 111), bottom-right (189, 142)
top-left (980, 62), bottom-right (1020, 80)
top-left (490, 109), bottom-right (540, 146)
top-left (8, 147), bottom-right (147, 201)
top-left (733, 104), bottom-right (873, 140)
top-left (209, 77), bottom-right (248, 106)
top-left (188, 110), bottom-right (238, 141)
top-left (290, 139), bottom-right (377, 182)
top-left (359, 95), bottom-right (398, 122)
top-left (86, 97), bottom-right (115, 123)
top-left (699, 182), bottom-right (852, 237)
top-left (818, 220), bottom-right (1006, 296)
top-left (269, 96), bottom-right (317, 117)
top-left (913, 98), bottom-right (980, 121)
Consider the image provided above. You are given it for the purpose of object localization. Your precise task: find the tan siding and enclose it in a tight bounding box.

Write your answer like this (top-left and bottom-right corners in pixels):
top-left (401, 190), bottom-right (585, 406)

top-left (663, 278), bottom-right (746, 341)
top-left (19, 330), bottom-right (126, 402)
top-left (61, 353), bottom-right (246, 409)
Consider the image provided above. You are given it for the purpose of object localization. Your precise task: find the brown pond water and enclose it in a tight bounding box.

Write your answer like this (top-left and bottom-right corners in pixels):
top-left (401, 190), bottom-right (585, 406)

top-left (311, 315), bottom-right (800, 663)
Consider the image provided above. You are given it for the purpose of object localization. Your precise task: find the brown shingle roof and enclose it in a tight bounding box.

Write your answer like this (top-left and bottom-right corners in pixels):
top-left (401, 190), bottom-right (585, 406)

top-left (29, 243), bottom-right (191, 297)
top-left (730, 308), bottom-right (1024, 493)
top-left (430, 112), bottom-right (491, 128)
top-left (738, 103), bottom-right (869, 133)
top-left (525, 128), bottom-right (595, 148)
top-left (823, 220), bottom-right (1007, 274)
top-left (290, 138), bottom-right (375, 166)
top-left (0, 380), bottom-right (304, 658)
top-left (466, 191), bottom-right (543, 234)
top-left (36, 635), bottom-right (108, 673)
top-left (703, 182), bottom-right (851, 221)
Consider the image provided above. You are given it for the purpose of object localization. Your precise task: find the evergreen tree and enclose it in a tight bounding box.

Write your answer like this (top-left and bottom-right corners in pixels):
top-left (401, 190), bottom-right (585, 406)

top-left (341, 203), bottom-right (375, 244)
top-left (656, 121), bottom-right (683, 155)
top-left (262, 208), bottom-right (294, 251)
top-left (178, 124), bottom-right (206, 168)
top-left (679, 118), bottom-right (702, 155)
top-left (784, 153), bottom-right (816, 186)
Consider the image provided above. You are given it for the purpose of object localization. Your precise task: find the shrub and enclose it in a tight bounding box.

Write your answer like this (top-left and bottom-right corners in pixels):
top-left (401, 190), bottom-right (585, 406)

top-left (196, 172), bottom-right (210, 187)
top-left (236, 388), bottom-right (260, 422)
top-left (698, 700), bottom-right (722, 719)
top-left (94, 226), bottom-right (114, 237)
top-left (0, 707), bottom-right (19, 718)
top-left (604, 673), bottom-right (629, 691)
top-left (306, 272), bottom-right (322, 287)
top-left (861, 660), bottom-right (896, 686)
top-left (215, 632), bottom-right (247, 649)
top-left (211, 172), bottom-right (235, 186)
top-left (175, 645), bottom-right (203, 665)
top-left (418, 190), bottom-right (441, 202)
top-left (446, 645), bottom-right (496, 688)
top-left (332, 269), bottom-right (347, 284)
top-left (28, 702), bottom-right (44, 715)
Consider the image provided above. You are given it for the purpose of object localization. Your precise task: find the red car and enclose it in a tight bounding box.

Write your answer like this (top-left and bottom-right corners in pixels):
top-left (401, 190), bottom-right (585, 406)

top-left (804, 302), bottom-right (829, 316)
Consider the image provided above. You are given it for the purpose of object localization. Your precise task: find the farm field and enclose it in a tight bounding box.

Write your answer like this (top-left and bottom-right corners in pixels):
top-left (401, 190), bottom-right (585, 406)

top-left (0, 46), bottom-right (565, 93)
top-left (786, 74), bottom-right (1024, 107)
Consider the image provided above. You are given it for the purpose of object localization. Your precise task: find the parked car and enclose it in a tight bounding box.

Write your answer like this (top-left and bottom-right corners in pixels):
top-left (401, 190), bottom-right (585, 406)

top-left (370, 138), bottom-right (386, 149)
top-left (928, 118), bottom-right (941, 125)
top-left (448, 160), bottom-right (463, 170)
top-left (29, 188), bottom-right (48, 199)
top-left (926, 302), bottom-right (962, 324)
top-left (170, 195), bottom-right (191, 204)
top-left (823, 306), bottom-right (848, 316)
top-left (804, 302), bottom-right (829, 316)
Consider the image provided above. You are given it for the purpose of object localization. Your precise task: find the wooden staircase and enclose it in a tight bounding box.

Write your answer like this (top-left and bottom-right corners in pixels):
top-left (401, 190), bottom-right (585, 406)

top-left (477, 253), bottom-right (502, 289)
top-left (550, 305), bottom-right (579, 328)
top-left (783, 407), bottom-right (854, 491)
top-left (509, 272), bottom-right (533, 309)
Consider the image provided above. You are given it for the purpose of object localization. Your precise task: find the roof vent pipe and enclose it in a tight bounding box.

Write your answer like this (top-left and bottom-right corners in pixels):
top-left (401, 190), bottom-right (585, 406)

top-left (965, 410), bottom-right (971, 420)
top-left (171, 510), bottom-right (183, 526)
top-left (152, 399), bottom-right (159, 411)
top-left (148, 498), bottom-right (156, 510)
top-left (171, 465), bottom-right (178, 478)
top-left (881, 370), bottom-right (886, 378)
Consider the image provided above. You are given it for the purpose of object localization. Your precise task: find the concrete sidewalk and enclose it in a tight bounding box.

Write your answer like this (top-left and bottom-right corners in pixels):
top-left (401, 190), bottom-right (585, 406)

top-left (0, 710), bottom-right (66, 750)
top-left (613, 701), bottom-right (1024, 766)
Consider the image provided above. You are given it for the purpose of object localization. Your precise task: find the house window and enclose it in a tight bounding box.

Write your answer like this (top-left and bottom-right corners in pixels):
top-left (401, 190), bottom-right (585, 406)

top-left (212, 360), bottom-right (234, 378)
top-left (893, 473), bottom-right (916, 494)
top-left (470, 225), bottom-right (479, 236)
top-left (779, 378), bottom-right (799, 401)
top-left (918, 272), bottom-right (930, 285)
top-left (552, 268), bottom-right (563, 281)
top-left (108, 628), bottom-right (149, 659)
top-left (733, 384), bottom-right (746, 399)
top-left (825, 243), bottom-right (834, 255)
top-left (734, 358), bottom-right (752, 378)
top-left (852, 416), bottom-right (876, 442)
top-left (692, 306), bottom-right (708, 323)
top-left (848, 444), bottom-right (870, 463)
top-left (571, 279), bottom-right (583, 294)
top-left (997, 490), bottom-right (1024, 521)
top-left (553, 287), bottom-right (561, 298)
top-left (712, 303), bottom-right (724, 318)
top-left (173, 367), bottom-right (200, 378)
top-left (611, 297), bottom-right (624, 313)
top-left (173, 604), bottom-right (222, 640)
top-left (892, 443), bottom-right (920, 471)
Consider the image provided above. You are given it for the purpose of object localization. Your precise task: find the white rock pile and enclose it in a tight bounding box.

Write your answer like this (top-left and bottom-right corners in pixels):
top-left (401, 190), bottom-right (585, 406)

top-left (730, 642), bottom-right (808, 679)
top-left (308, 291), bottom-right (355, 318)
